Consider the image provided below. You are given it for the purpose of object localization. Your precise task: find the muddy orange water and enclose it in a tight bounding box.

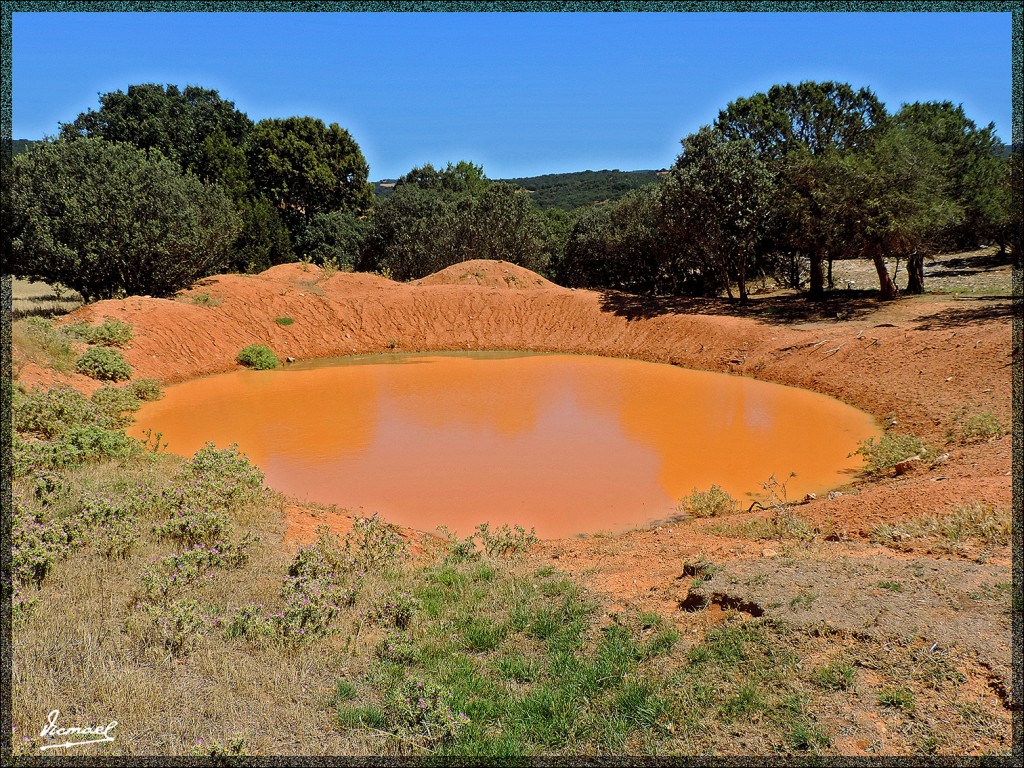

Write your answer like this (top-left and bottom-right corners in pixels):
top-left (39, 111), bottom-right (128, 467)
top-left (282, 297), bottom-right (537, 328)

top-left (130, 352), bottom-right (880, 538)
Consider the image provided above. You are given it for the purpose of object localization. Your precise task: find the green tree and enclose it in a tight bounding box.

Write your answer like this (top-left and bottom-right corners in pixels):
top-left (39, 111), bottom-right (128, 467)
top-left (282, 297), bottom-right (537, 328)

top-left (715, 81), bottom-right (888, 297)
top-left (892, 101), bottom-right (1010, 259)
top-left (61, 84), bottom-right (252, 175)
top-left (230, 197), bottom-right (295, 273)
top-left (663, 127), bottom-right (774, 301)
top-left (245, 117), bottom-right (374, 226)
top-left (361, 164), bottom-right (549, 280)
top-left (10, 138), bottom-right (239, 300)
top-left (823, 127), bottom-right (955, 299)
top-left (295, 211), bottom-right (366, 269)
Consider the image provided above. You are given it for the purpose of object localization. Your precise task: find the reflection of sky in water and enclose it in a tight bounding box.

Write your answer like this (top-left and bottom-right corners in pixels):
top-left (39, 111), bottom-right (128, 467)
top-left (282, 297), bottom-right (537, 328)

top-left (131, 353), bottom-right (879, 538)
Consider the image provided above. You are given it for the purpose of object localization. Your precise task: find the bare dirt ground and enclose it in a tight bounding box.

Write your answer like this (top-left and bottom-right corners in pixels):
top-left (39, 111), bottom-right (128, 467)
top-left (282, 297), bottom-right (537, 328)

top-left (12, 250), bottom-right (1016, 754)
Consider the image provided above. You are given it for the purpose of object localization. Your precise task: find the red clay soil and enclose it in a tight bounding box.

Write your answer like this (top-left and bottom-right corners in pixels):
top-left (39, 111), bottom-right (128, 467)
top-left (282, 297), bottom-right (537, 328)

top-left (16, 259), bottom-right (1012, 551)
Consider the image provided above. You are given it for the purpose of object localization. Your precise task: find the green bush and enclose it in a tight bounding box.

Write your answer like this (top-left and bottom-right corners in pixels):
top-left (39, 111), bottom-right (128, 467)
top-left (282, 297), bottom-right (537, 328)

top-left (853, 433), bottom-right (931, 475)
top-left (130, 378), bottom-right (163, 401)
top-left (274, 316), bottom-right (294, 326)
top-left (949, 409), bottom-right (1004, 443)
top-left (75, 347), bottom-right (132, 381)
top-left (236, 344), bottom-right (279, 369)
top-left (64, 317), bottom-right (133, 346)
top-left (678, 485), bottom-right (739, 518)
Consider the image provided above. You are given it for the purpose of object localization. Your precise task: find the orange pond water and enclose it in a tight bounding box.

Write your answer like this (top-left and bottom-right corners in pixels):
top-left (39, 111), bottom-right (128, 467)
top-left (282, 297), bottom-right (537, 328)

top-left (130, 352), bottom-right (880, 538)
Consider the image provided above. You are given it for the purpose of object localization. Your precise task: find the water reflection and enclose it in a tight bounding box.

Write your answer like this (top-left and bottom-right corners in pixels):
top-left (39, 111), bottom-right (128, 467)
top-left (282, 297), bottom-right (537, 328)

top-left (130, 352), bottom-right (879, 538)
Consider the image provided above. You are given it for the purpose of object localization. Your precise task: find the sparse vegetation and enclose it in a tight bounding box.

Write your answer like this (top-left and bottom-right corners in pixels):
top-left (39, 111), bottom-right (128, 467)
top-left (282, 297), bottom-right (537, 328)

top-left (12, 317), bottom-right (76, 372)
top-left (274, 316), bottom-right (294, 326)
top-left (871, 502), bottom-right (1011, 552)
top-left (64, 317), bottom-right (134, 346)
top-left (236, 343), bottom-right (279, 369)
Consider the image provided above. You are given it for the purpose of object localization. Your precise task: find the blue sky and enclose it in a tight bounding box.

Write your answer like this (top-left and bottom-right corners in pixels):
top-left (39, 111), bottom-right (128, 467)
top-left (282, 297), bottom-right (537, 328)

top-left (12, 10), bottom-right (1013, 179)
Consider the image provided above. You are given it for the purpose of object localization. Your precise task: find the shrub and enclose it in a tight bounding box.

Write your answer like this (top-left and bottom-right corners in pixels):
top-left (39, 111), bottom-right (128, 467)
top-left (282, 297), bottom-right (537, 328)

top-left (13, 386), bottom-right (97, 438)
top-left (949, 409), bottom-right (1004, 443)
top-left (90, 385), bottom-right (142, 428)
top-left (679, 485), bottom-right (738, 518)
top-left (236, 344), bottom-right (279, 369)
top-left (10, 137), bottom-right (239, 300)
top-left (64, 317), bottom-right (133, 346)
top-left (367, 592), bottom-right (419, 630)
top-left (274, 316), bottom-right (294, 326)
top-left (75, 347), bottom-right (132, 381)
top-left (853, 433), bottom-right (931, 475)
top-left (387, 677), bottom-right (469, 745)
top-left (130, 378), bottom-right (163, 401)
top-left (473, 522), bottom-right (538, 557)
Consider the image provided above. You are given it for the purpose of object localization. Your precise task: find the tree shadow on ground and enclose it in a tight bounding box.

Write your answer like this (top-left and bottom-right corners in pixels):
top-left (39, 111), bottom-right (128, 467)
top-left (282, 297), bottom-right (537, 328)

top-left (912, 298), bottom-right (1017, 330)
top-left (597, 289), bottom-right (886, 326)
top-left (925, 249), bottom-right (1013, 279)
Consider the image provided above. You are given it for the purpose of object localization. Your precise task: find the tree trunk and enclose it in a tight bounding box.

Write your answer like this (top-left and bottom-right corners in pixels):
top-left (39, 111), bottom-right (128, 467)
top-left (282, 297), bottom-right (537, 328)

top-left (871, 248), bottom-right (897, 300)
top-left (906, 252), bottom-right (925, 294)
top-left (827, 257), bottom-right (834, 291)
top-left (808, 250), bottom-right (825, 299)
top-left (738, 260), bottom-right (748, 303)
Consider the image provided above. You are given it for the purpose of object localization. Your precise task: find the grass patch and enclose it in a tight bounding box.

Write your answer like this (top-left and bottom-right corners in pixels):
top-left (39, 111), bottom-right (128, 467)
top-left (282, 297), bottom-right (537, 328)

top-left (878, 687), bottom-right (915, 713)
top-left (12, 317), bottom-right (76, 373)
top-left (236, 344), bottom-right (279, 370)
top-left (274, 317), bottom-right (294, 326)
top-left (811, 662), bottom-right (855, 691)
top-left (187, 292), bottom-right (222, 307)
top-left (871, 502), bottom-right (1011, 552)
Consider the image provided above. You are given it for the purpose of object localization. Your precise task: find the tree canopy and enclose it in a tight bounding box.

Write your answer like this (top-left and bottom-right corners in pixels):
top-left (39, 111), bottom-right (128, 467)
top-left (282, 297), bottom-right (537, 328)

top-left (245, 117), bottom-right (375, 224)
top-left (10, 138), bottom-right (239, 300)
top-left (361, 163), bottom-right (549, 280)
top-left (61, 84), bottom-right (253, 175)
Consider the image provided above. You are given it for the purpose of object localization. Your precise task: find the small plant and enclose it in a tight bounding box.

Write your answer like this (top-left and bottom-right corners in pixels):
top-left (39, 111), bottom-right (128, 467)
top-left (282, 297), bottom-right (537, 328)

top-left (130, 378), bottom-right (163, 401)
top-left (678, 484), bottom-right (738, 518)
top-left (274, 316), bottom-right (294, 326)
top-left (188, 292), bottom-right (222, 307)
top-left (385, 338), bottom-right (400, 350)
top-left (878, 686), bottom-right (915, 712)
top-left (64, 317), bottom-right (133, 346)
top-left (387, 677), bottom-right (469, 746)
top-left (75, 347), bottom-right (132, 381)
top-left (333, 680), bottom-right (357, 704)
top-left (949, 408), bottom-right (1004, 444)
top-left (811, 662), bottom-right (855, 691)
top-left (877, 580), bottom-right (903, 592)
top-left (236, 344), bottom-right (279, 370)
top-left (472, 522), bottom-right (538, 557)
top-left (854, 433), bottom-right (931, 475)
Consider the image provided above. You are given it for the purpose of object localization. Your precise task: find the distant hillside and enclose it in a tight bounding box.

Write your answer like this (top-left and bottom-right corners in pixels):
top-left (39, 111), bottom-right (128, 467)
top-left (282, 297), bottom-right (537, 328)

top-left (501, 169), bottom-right (663, 210)
top-left (12, 139), bottom-right (41, 155)
top-left (373, 169), bottom-right (664, 210)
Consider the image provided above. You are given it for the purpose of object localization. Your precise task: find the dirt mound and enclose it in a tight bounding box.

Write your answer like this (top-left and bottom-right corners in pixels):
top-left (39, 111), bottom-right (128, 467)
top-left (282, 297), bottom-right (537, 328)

top-left (413, 259), bottom-right (560, 290)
